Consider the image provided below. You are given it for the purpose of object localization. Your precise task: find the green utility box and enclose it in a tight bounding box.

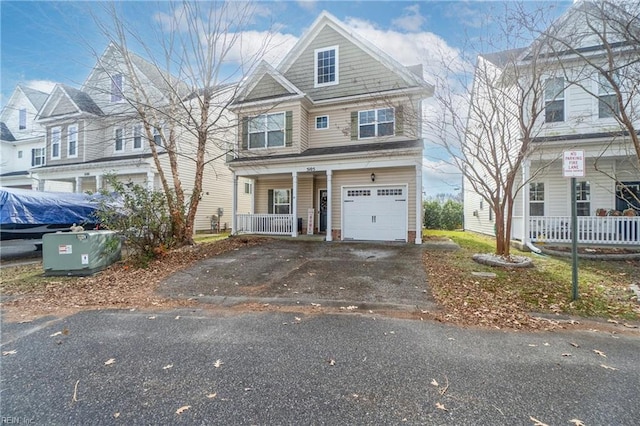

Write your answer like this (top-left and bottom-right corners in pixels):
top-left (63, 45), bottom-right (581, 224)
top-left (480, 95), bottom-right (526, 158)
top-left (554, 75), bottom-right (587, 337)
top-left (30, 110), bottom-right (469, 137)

top-left (43, 230), bottom-right (121, 276)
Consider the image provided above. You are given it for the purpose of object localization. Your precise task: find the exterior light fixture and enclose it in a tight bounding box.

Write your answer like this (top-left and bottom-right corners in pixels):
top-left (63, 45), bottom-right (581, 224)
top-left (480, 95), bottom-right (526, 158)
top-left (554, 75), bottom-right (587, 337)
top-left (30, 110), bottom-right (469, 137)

top-left (371, 173), bottom-right (375, 182)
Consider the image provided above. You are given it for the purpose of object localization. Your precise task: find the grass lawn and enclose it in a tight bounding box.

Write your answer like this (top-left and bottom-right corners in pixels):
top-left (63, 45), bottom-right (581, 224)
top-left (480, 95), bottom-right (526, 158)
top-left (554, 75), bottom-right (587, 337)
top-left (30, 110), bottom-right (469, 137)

top-left (424, 230), bottom-right (640, 328)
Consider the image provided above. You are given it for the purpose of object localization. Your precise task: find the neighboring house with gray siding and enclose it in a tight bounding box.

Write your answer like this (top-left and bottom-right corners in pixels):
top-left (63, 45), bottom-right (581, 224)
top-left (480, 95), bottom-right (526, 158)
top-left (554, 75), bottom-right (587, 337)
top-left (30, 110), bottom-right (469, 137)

top-left (228, 11), bottom-right (433, 243)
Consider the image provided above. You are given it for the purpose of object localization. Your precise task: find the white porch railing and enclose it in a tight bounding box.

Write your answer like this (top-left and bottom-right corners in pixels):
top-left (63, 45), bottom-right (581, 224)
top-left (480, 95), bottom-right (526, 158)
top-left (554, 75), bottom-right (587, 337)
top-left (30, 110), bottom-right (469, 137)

top-left (236, 214), bottom-right (294, 235)
top-left (529, 216), bottom-right (640, 245)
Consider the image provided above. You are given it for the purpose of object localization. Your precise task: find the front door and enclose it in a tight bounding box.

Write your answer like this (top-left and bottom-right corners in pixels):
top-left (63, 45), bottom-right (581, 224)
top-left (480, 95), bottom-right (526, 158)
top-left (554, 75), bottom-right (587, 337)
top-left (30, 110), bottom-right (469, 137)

top-left (319, 189), bottom-right (328, 233)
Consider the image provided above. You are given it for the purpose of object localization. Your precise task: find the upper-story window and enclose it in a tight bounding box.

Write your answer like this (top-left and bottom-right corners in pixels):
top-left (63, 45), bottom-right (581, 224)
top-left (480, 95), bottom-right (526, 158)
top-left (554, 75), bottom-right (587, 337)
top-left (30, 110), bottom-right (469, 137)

top-left (19, 108), bottom-right (27, 130)
top-left (544, 77), bottom-right (565, 123)
top-left (598, 73), bottom-right (619, 119)
top-left (111, 74), bottom-right (124, 103)
top-left (31, 147), bottom-right (45, 166)
top-left (68, 125), bottom-right (78, 158)
top-left (314, 46), bottom-right (339, 88)
top-left (358, 108), bottom-right (395, 138)
top-left (133, 124), bottom-right (143, 150)
top-left (315, 116), bottom-right (329, 130)
top-left (248, 112), bottom-right (285, 149)
top-left (153, 126), bottom-right (163, 146)
top-left (51, 127), bottom-right (61, 159)
top-left (114, 127), bottom-right (124, 152)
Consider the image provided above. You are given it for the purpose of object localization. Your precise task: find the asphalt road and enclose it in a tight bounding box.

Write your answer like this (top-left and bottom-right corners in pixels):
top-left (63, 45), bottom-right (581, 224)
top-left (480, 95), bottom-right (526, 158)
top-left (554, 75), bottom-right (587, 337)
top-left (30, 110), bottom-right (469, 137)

top-left (1, 309), bottom-right (638, 425)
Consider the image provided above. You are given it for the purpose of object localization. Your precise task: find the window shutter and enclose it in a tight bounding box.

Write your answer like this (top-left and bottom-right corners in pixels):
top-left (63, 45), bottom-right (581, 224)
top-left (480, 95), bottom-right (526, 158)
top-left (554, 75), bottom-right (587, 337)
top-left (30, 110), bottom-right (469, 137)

top-left (395, 105), bottom-right (404, 135)
top-left (350, 111), bottom-right (358, 140)
top-left (31, 149), bottom-right (35, 166)
top-left (285, 111), bottom-right (293, 147)
top-left (268, 189), bottom-right (274, 214)
top-left (241, 117), bottom-right (248, 150)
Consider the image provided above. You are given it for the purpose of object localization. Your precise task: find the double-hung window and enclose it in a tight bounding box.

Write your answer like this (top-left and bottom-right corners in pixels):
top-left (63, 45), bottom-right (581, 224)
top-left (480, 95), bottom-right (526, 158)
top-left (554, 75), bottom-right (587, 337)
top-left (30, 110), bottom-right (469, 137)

top-left (51, 127), bottom-right (61, 159)
top-left (314, 46), bottom-right (338, 87)
top-left (358, 108), bottom-right (395, 138)
top-left (111, 74), bottom-right (124, 103)
top-left (248, 112), bottom-right (285, 149)
top-left (31, 148), bottom-right (45, 166)
top-left (273, 189), bottom-right (291, 214)
top-left (575, 181), bottom-right (591, 216)
top-left (529, 182), bottom-right (544, 216)
top-left (153, 126), bottom-right (163, 146)
top-left (544, 77), bottom-right (565, 123)
top-left (133, 124), bottom-right (143, 150)
top-left (68, 125), bottom-right (78, 158)
top-left (114, 127), bottom-right (124, 152)
top-left (598, 73), bottom-right (619, 119)
top-left (19, 108), bottom-right (27, 130)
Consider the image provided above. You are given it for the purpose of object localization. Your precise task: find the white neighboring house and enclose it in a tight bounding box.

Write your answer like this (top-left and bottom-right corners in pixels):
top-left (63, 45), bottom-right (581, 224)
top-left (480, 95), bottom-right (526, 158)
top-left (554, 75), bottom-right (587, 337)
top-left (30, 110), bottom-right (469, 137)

top-left (0, 85), bottom-right (49, 189)
top-left (7, 44), bottom-right (248, 233)
top-left (464, 1), bottom-right (640, 246)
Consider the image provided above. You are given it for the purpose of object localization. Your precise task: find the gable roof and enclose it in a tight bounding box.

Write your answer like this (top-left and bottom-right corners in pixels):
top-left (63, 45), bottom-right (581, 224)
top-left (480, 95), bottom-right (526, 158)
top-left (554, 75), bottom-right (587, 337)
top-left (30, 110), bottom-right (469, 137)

top-left (236, 60), bottom-right (304, 103)
top-left (38, 84), bottom-right (103, 119)
top-left (1, 122), bottom-right (16, 141)
top-left (481, 48), bottom-right (528, 68)
top-left (18, 85), bottom-right (50, 111)
top-left (277, 11), bottom-right (431, 90)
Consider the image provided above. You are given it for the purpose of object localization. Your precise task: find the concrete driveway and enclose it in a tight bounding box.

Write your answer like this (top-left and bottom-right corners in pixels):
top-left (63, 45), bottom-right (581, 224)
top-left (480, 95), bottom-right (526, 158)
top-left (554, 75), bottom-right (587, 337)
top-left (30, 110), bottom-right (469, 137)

top-left (158, 239), bottom-right (436, 312)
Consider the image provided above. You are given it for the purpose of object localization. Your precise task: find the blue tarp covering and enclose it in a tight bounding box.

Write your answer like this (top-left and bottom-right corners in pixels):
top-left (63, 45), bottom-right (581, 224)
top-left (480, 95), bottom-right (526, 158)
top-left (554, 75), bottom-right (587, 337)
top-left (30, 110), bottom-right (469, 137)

top-left (0, 187), bottom-right (100, 225)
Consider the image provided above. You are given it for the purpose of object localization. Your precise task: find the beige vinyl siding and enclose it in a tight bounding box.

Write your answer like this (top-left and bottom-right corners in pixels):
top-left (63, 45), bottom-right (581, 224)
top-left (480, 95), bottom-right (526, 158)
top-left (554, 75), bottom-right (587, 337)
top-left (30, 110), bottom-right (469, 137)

top-left (307, 99), bottom-right (419, 149)
top-left (283, 26), bottom-right (408, 101)
top-left (330, 167), bottom-right (416, 232)
top-left (255, 177), bottom-right (292, 214)
top-left (244, 74), bottom-right (291, 101)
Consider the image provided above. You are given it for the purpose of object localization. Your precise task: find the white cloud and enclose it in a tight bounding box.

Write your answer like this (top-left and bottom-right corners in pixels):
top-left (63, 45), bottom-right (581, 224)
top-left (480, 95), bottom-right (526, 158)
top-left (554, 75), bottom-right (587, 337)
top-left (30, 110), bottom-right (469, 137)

top-left (25, 80), bottom-right (56, 94)
top-left (296, 0), bottom-right (318, 12)
top-left (391, 4), bottom-right (426, 32)
top-left (422, 157), bottom-right (462, 195)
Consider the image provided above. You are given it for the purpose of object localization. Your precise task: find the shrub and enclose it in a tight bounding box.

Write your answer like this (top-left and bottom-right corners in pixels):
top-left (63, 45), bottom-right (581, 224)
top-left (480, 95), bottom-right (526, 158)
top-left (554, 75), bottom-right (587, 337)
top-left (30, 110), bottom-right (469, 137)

top-left (441, 199), bottom-right (463, 230)
top-left (424, 200), bottom-right (442, 229)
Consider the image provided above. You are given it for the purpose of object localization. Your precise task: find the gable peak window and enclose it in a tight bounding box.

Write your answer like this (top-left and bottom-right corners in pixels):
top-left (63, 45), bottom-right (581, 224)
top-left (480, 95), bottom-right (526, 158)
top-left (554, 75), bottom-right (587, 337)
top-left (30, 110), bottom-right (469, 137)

top-left (19, 108), bottom-right (27, 130)
top-left (358, 107), bottom-right (395, 139)
top-left (314, 46), bottom-right (339, 88)
top-left (111, 73), bottom-right (124, 103)
top-left (598, 73), bottom-right (619, 119)
top-left (544, 77), bottom-right (565, 123)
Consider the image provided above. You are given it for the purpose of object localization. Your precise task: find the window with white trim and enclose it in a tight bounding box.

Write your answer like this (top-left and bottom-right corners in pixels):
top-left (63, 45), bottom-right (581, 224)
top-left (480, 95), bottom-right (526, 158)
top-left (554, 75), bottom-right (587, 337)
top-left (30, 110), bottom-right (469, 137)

top-left (529, 182), bottom-right (544, 216)
top-left (111, 74), bottom-right (124, 103)
top-left (314, 46), bottom-right (338, 87)
top-left (244, 182), bottom-right (252, 194)
top-left (576, 181), bottom-right (590, 216)
top-left (19, 108), bottom-right (27, 130)
top-left (544, 77), bottom-right (565, 123)
top-left (598, 73), bottom-right (619, 119)
top-left (133, 124), bottom-right (143, 150)
top-left (248, 112), bottom-right (285, 149)
top-left (68, 124), bottom-right (78, 158)
top-left (114, 127), bottom-right (124, 152)
top-left (358, 108), bottom-right (394, 138)
top-left (273, 189), bottom-right (290, 214)
top-left (153, 126), bottom-right (163, 146)
top-left (51, 127), bottom-right (61, 159)
top-left (18, 150), bottom-right (23, 159)
top-left (32, 147), bottom-right (45, 166)
top-left (315, 115), bottom-right (328, 130)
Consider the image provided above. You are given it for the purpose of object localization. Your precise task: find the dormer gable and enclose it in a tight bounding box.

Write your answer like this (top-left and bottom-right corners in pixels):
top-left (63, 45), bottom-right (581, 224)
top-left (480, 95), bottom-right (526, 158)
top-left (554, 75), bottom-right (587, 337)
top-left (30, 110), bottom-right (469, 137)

top-left (0, 85), bottom-right (50, 138)
top-left (38, 84), bottom-right (102, 121)
top-left (235, 61), bottom-right (304, 104)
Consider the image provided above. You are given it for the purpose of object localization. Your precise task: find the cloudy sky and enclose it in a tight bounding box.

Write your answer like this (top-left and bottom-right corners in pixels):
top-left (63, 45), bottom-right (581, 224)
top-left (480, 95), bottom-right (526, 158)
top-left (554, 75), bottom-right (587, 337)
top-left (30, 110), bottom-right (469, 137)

top-left (0, 0), bottom-right (572, 197)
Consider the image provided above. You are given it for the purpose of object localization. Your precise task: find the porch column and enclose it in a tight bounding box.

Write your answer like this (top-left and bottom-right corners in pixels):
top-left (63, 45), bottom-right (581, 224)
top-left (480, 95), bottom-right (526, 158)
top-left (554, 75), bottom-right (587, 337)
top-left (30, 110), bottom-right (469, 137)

top-left (326, 169), bottom-right (333, 241)
top-left (415, 163), bottom-right (423, 244)
top-left (522, 159), bottom-right (530, 245)
top-left (75, 176), bottom-right (82, 193)
top-left (292, 171), bottom-right (298, 237)
top-left (146, 172), bottom-right (155, 191)
top-left (251, 178), bottom-right (256, 214)
top-left (96, 174), bottom-right (103, 191)
top-left (231, 172), bottom-right (238, 235)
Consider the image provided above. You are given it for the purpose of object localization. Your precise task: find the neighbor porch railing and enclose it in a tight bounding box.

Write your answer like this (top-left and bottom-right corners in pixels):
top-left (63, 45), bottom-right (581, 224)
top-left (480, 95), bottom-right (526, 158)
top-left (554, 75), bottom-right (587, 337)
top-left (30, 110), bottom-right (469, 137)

top-left (236, 214), bottom-right (294, 235)
top-left (529, 216), bottom-right (640, 245)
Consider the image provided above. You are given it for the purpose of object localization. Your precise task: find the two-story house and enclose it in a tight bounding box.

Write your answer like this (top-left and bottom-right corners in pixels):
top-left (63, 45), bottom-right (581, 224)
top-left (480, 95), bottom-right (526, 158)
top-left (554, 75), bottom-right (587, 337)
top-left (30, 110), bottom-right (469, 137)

top-left (0, 85), bottom-right (49, 189)
top-left (464, 1), bottom-right (640, 246)
top-left (31, 43), bottom-right (249, 232)
top-left (228, 11), bottom-right (433, 243)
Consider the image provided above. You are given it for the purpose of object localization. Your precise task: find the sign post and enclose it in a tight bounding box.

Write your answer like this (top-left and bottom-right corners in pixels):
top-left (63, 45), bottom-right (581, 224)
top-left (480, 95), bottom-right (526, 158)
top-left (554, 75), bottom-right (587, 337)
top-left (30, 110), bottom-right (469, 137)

top-left (563, 150), bottom-right (585, 301)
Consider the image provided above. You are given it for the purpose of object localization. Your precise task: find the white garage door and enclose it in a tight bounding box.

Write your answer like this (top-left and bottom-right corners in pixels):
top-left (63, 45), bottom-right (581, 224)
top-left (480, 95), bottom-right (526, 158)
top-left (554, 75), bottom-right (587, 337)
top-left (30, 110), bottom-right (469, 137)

top-left (342, 186), bottom-right (407, 241)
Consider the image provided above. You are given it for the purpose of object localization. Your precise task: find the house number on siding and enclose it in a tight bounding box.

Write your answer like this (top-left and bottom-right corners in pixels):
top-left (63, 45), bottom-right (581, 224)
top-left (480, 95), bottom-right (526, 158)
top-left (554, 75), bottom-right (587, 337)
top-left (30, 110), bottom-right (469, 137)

top-left (306, 167), bottom-right (316, 172)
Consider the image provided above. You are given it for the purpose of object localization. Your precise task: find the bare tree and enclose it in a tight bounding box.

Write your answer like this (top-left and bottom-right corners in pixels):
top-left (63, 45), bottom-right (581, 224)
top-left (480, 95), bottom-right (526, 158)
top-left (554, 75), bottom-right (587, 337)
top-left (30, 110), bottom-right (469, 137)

top-left (425, 3), bottom-right (559, 257)
top-left (89, 1), bottom-right (273, 245)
